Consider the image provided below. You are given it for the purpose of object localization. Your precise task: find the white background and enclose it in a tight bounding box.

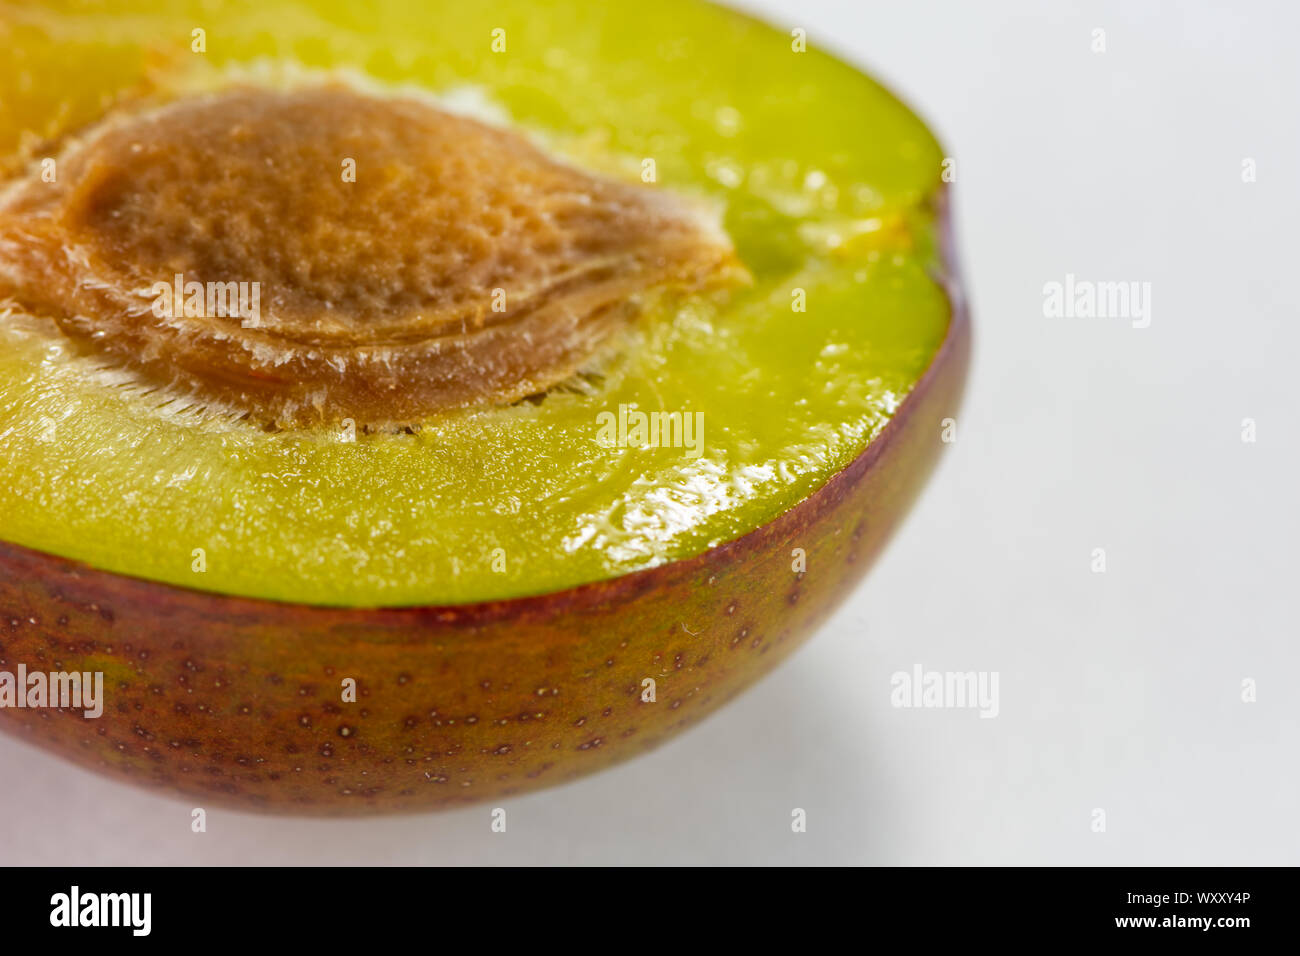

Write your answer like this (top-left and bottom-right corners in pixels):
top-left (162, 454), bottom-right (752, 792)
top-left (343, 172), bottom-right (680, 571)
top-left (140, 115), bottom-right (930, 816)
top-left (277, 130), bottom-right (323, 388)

top-left (2, 0), bottom-right (1297, 865)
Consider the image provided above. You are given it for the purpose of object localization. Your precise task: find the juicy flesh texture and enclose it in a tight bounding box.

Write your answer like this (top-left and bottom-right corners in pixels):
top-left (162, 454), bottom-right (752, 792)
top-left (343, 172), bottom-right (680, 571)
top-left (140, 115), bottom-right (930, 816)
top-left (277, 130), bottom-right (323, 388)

top-left (0, 0), bottom-right (952, 606)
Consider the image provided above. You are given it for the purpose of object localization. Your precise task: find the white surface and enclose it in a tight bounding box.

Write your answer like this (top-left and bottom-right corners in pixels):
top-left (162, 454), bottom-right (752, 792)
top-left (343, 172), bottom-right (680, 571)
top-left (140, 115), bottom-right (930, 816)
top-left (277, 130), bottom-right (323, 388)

top-left (2, 0), bottom-right (1297, 865)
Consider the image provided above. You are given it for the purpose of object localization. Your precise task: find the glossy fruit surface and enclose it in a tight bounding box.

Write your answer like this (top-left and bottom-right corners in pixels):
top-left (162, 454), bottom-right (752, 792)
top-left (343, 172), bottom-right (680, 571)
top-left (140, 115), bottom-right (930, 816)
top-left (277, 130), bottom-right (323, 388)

top-left (0, 0), bottom-right (968, 813)
top-left (0, 0), bottom-right (949, 606)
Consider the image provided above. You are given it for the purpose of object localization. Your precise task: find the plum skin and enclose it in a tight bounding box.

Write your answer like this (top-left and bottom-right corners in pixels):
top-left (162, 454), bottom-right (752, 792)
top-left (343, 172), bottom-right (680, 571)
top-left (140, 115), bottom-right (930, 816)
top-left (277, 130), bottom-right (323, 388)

top-left (0, 199), bottom-right (969, 816)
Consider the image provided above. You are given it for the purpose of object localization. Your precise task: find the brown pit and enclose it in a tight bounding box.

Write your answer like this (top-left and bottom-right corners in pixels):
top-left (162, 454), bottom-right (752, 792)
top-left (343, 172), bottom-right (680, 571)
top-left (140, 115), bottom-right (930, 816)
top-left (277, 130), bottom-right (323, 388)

top-left (0, 85), bottom-right (744, 427)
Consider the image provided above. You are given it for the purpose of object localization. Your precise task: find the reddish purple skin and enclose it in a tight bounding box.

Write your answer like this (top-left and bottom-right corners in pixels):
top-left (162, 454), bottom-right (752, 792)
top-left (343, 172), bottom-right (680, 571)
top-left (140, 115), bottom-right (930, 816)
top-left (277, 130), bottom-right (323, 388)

top-left (0, 194), bottom-right (970, 815)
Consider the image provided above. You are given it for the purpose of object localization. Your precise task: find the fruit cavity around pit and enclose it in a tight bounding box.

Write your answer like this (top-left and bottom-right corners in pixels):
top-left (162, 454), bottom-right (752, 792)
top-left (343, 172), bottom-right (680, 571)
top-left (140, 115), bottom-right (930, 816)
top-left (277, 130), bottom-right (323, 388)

top-left (0, 84), bottom-right (745, 428)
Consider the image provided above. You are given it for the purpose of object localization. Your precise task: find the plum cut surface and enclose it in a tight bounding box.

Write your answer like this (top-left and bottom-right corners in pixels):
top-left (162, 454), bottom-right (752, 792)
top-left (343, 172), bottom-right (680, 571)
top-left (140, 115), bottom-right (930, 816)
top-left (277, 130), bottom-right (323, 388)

top-left (0, 0), bottom-right (953, 607)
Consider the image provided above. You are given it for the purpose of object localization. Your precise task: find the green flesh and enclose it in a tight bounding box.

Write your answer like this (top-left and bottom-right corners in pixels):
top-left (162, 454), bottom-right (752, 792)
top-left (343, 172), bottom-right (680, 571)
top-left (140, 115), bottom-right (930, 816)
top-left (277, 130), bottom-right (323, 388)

top-left (0, 0), bottom-right (950, 606)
